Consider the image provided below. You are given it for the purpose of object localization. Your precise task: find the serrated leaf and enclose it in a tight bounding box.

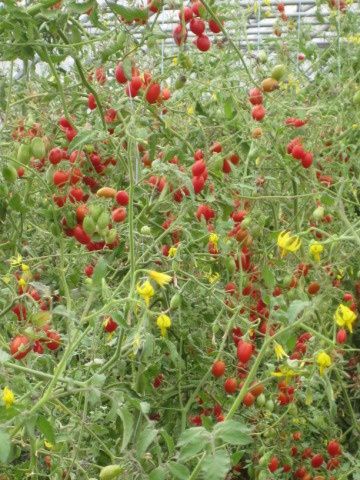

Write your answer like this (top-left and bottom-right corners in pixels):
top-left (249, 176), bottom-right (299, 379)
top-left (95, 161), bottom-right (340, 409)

top-left (37, 416), bottom-right (55, 444)
top-left (108, 3), bottom-right (148, 22)
top-left (224, 97), bottom-right (235, 120)
top-left (0, 350), bottom-right (11, 363)
top-left (201, 450), bottom-right (230, 480)
top-left (0, 430), bottom-right (11, 463)
top-left (287, 300), bottom-right (310, 323)
top-left (148, 466), bottom-right (166, 480)
top-left (178, 427), bottom-right (210, 461)
top-left (168, 462), bottom-right (190, 480)
top-left (214, 420), bottom-right (252, 446)
top-left (92, 258), bottom-right (107, 287)
top-left (67, 129), bottom-right (106, 153)
top-left (262, 264), bottom-right (275, 290)
top-left (68, 0), bottom-right (95, 13)
top-left (118, 407), bottom-right (134, 451)
top-left (136, 423), bottom-right (158, 458)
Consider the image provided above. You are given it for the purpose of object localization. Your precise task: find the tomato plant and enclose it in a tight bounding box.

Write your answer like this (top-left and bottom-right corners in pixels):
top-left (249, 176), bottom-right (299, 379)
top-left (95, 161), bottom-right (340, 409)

top-left (0, 0), bottom-right (360, 479)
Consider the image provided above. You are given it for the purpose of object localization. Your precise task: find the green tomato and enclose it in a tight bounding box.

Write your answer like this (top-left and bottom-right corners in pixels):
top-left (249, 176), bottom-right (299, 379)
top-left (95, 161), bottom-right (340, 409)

top-left (353, 90), bottom-right (360, 106)
top-left (271, 64), bottom-right (286, 81)
top-left (96, 211), bottom-right (111, 231)
top-left (140, 225), bottom-right (151, 235)
top-left (30, 137), bottom-right (46, 159)
top-left (225, 256), bottom-right (236, 275)
top-left (175, 75), bottom-right (187, 90)
top-left (256, 393), bottom-right (266, 407)
top-left (170, 293), bottom-right (182, 309)
top-left (17, 144), bottom-right (31, 164)
top-left (89, 204), bottom-right (104, 222)
top-left (2, 164), bottom-right (17, 183)
top-left (265, 399), bottom-right (274, 412)
top-left (105, 228), bottom-right (117, 244)
top-left (100, 457), bottom-right (123, 476)
top-left (258, 50), bottom-right (268, 64)
top-left (83, 216), bottom-right (97, 235)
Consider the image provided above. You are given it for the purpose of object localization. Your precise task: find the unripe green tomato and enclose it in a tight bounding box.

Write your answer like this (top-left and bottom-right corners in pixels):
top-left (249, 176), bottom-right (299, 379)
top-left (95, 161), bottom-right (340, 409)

top-left (353, 90), bottom-right (360, 105)
top-left (83, 216), bottom-right (97, 235)
top-left (225, 256), bottom-right (236, 275)
top-left (256, 393), bottom-right (266, 407)
top-left (84, 144), bottom-right (95, 153)
top-left (175, 75), bottom-right (187, 90)
top-left (97, 211), bottom-right (111, 231)
top-left (247, 143), bottom-right (259, 162)
top-left (0, 183), bottom-right (9, 197)
top-left (281, 275), bottom-right (292, 288)
top-left (2, 164), bottom-right (17, 183)
top-left (105, 228), bottom-right (117, 244)
top-left (89, 204), bottom-right (103, 221)
top-left (31, 311), bottom-right (51, 328)
top-left (241, 216), bottom-right (251, 228)
top-left (64, 210), bottom-right (77, 229)
top-left (100, 465), bottom-right (124, 480)
top-left (312, 205), bottom-right (325, 221)
top-left (288, 403), bottom-right (298, 415)
top-left (265, 399), bottom-right (274, 412)
top-left (259, 452), bottom-right (271, 466)
top-left (264, 427), bottom-right (276, 438)
top-left (50, 223), bottom-right (61, 236)
top-left (116, 32), bottom-right (126, 47)
top-left (258, 50), bottom-right (268, 64)
top-left (212, 154), bottom-right (224, 175)
top-left (271, 64), bottom-right (286, 81)
top-left (141, 225), bottom-right (151, 235)
top-left (170, 293), bottom-right (182, 309)
top-left (17, 144), bottom-right (31, 164)
top-left (30, 137), bottom-right (46, 159)
top-left (84, 278), bottom-right (93, 287)
top-left (178, 52), bottom-right (192, 69)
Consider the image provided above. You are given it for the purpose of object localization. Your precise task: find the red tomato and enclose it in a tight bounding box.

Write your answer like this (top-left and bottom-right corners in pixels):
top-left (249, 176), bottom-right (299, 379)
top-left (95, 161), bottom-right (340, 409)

top-left (224, 377), bottom-right (237, 394)
top-left (211, 360), bottom-right (226, 378)
top-left (10, 335), bottom-right (31, 360)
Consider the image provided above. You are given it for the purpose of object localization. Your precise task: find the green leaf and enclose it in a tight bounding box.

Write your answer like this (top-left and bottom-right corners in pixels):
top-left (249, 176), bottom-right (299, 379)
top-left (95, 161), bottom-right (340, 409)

top-left (136, 423), bottom-right (158, 458)
top-left (0, 350), bottom-right (11, 363)
top-left (262, 264), bottom-right (275, 290)
top-left (287, 300), bottom-right (311, 323)
top-left (68, 0), bottom-right (96, 13)
top-left (201, 450), bottom-right (231, 480)
top-left (0, 430), bottom-right (11, 463)
top-left (178, 427), bottom-right (210, 461)
top-left (108, 3), bottom-right (148, 22)
top-left (160, 429), bottom-right (174, 456)
top-left (9, 193), bottom-right (24, 212)
top-left (213, 420), bottom-right (252, 446)
top-left (92, 258), bottom-right (107, 287)
top-left (224, 97), bottom-right (235, 120)
top-left (67, 129), bottom-right (106, 153)
top-left (168, 462), bottom-right (190, 480)
top-left (37, 415), bottom-right (56, 444)
top-left (118, 407), bottom-right (134, 451)
top-left (148, 466), bottom-right (166, 480)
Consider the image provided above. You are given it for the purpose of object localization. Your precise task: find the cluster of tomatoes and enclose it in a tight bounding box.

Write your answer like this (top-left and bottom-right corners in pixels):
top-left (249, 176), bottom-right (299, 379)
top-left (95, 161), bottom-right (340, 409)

top-left (9, 272), bottom-right (61, 360)
top-left (173, 1), bottom-right (222, 51)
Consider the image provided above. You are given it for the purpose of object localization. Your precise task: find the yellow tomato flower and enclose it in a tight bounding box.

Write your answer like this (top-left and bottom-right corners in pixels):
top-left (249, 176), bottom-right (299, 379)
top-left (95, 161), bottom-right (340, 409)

top-left (168, 246), bottom-right (177, 258)
top-left (156, 314), bottom-right (172, 337)
top-left (136, 280), bottom-right (155, 306)
top-left (209, 233), bottom-right (219, 246)
top-left (271, 366), bottom-right (302, 381)
top-left (9, 254), bottom-right (22, 266)
top-left (277, 231), bottom-right (302, 257)
top-left (148, 271), bottom-right (172, 288)
top-left (274, 342), bottom-right (288, 361)
top-left (207, 272), bottom-right (220, 284)
top-left (309, 242), bottom-right (324, 262)
top-left (21, 263), bottom-right (30, 272)
top-left (334, 304), bottom-right (357, 333)
top-left (187, 105), bottom-right (194, 116)
top-left (316, 351), bottom-right (332, 375)
top-left (2, 386), bottom-right (15, 408)
top-left (44, 440), bottom-right (54, 450)
top-left (18, 278), bottom-right (27, 288)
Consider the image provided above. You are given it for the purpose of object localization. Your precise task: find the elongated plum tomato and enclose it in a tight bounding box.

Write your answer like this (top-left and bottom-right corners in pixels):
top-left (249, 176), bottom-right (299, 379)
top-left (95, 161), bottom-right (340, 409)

top-left (10, 335), bottom-right (31, 360)
top-left (53, 170), bottom-right (69, 187)
top-left (146, 83), bottom-right (161, 104)
top-left (237, 341), bottom-right (253, 363)
top-left (251, 104), bottom-right (266, 121)
top-left (211, 360), bottom-right (226, 378)
top-left (115, 190), bottom-right (129, 206)
top-left (336, 328), bottom-right (347, 344)
top-left (114, 64), bottom-right (127, 84)
top-left (243, 392), bottom-right (255, 407)
top-left (195, 34), bottom-right (211, 52)
top-left (46, 330), bottom-right (61, 350)
top-left (224, 377), bottom-right (237, 394)
top-left (248, 88), bottom-right (263, 105)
